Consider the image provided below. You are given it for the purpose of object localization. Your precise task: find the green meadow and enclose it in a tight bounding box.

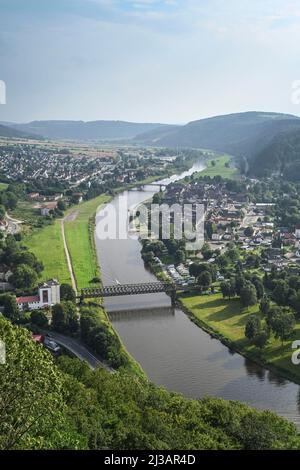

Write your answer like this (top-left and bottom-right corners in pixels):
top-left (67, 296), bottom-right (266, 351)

top-left (63, 194), bottom-right (111, 289)
top-left (25, 220), bottom-right (71, 284)
top-left (197, 155), bottom-right (238, 179)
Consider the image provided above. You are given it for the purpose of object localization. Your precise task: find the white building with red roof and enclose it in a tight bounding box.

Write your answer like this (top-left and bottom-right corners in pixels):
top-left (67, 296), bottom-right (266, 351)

top-left (16, 279), bottom-right (60, 311)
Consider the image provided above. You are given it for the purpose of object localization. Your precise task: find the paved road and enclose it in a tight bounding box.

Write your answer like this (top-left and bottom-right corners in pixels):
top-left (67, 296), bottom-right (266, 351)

top-left (42, 330), bottom-right (114, 372)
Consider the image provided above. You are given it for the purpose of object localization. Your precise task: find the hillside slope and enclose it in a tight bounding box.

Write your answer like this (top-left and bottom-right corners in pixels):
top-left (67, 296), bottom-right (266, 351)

top-left (249, 128), bottom-right (300, 178)
top-left (0, 123), bottom-right (34, 139)
top-left (137, 112), bottom-right (300, 157)
top-left (6, 120), bottom-right (174, 141)
top-left (1, 315), bottom-right (300, 450)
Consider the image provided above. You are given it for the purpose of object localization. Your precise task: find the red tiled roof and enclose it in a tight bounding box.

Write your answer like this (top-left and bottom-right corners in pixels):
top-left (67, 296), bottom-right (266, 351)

top-left (32, 334), bottom-right (44, 344)
top-left (16, 296), bottom-right (39, 304)
top-left (42, 202), bottom-right (57, 210)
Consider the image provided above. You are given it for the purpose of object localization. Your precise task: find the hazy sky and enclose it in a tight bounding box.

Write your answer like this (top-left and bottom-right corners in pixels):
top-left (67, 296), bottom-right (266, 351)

top-left (1, 0), bottom-right (300, 123)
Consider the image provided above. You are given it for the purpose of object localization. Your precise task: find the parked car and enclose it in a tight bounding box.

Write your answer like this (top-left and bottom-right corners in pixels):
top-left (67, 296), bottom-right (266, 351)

top-left (44, 337), bottom-right (61, 355)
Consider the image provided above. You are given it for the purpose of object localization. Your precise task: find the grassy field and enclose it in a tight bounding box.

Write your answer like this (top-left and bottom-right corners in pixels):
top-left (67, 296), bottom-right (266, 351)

top-left (10, 200), bottom-right (43, 227)
top-left (25, 195), bottom-right (111, 288)
top-left (181, 292), bottom-right (300, 383)
top-left (63, 194), bottom-right (111, 289)
top-left (25, 220), bottom-right (71, 284)
top-left (196, 155), bottom-right (238, 179)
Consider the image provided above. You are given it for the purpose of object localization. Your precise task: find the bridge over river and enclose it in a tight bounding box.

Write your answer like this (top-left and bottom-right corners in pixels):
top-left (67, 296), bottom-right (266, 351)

top-left (131, 182), bottom-right (166, 191)
top-left (79, 281), bottom-right (195, 305)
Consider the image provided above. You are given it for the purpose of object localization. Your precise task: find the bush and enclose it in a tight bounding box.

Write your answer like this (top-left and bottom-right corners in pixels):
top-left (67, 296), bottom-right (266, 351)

top-left (80, 305), bottom-right (125, 368)
top-left (30, 310), bottom-right (49, 328)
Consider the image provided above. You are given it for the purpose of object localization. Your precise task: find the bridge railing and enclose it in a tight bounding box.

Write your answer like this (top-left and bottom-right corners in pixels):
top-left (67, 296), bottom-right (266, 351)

top-left (80, 281), bottom-right (177, 299)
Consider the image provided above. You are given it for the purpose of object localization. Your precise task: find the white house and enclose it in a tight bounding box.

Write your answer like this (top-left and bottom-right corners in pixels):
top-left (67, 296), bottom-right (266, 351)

top-left (16, 279), bottom-right (61, 311)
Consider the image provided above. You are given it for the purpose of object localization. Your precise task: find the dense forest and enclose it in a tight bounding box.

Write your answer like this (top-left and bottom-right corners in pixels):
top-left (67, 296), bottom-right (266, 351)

top-left (1, 316), bottom-right (300, 450)
top-left (249, 129), bottom-right (300, 179)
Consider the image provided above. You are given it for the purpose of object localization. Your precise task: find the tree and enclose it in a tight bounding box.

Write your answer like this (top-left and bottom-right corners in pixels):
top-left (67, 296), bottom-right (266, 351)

top-left (253, 330), bottom-right (269, 350)
top-left (30, 310), bottom-right (49, 328)
top-left (245, 315), bottom-right (261, 341)
top-left (52, 304), bottom-right (68, 333)
top-left (201, 243), bottom-right (213, 260)
top-left (57, 200), bottom-right (66, 211)
top-left (64, 301), bottom-right (79, 334)
top-left (244, 226), bottom-right (254, 237)
top-left (12, 251), bottom-right (43, 273)
top-left (269, 311), bottom-right (295, 346)
top-left (60, 283), bottom-right (76, 303)
top-left (240, 282), bottom-right (257, 309)
top-left (227, 248), bottom-right (240, 262)
top-left (252, 278), bottom-right (264, 300)
top-left (259, 296), bottom-right (271, 316)
top-left (142, 251), bottom-right (155, 264)
top-left (0, 294), bottom-right (19, 322)
top-left (10, 264), bottom-right (38, 289)
top-left (175, 249), bottom-right (185, 264)
top-left (189, 263), bottom-right (203, 278)
top-left (216, 254), bottom-right (229, 268)
top-left (0, 316), bottom-right (85, 449)
top-left (220, 280), bottom-right (236, 299)
top-left (198, 271), bottom-right (212, 290)
top-left (235, 275), bottom-right (246, 296)
top-left (52, 302), bottom-right (79, 334)
top-left (0, 204), bottom-right (5, 221)
top-left (1, 191), bottom-right (18, 210)
top-left (290, 292), bottom-right (300, 318)
top-left (246, 254), bottom-right (260, 269)
top-left (271, 280), bottom-right (289, 306)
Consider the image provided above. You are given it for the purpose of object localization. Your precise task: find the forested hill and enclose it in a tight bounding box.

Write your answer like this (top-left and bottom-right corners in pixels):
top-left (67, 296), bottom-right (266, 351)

top-left (3, 120), bottom-right (174, 141)
top-left (249, 128), bottom-right (300, 179)
top-left (1, 315), bottom-right (300, 450)
top-left (0, 123), bottom-right (33, 139)
top-left (135, 112), bottom-right (300, 156)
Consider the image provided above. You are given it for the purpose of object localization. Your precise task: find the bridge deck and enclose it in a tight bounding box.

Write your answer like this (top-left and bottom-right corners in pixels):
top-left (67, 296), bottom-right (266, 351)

top-left (80, 281), bottom-right (176, 299)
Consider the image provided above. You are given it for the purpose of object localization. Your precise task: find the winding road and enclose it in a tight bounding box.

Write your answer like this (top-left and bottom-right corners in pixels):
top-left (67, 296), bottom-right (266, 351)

top-left (43, 330), bottom-right (114, 372)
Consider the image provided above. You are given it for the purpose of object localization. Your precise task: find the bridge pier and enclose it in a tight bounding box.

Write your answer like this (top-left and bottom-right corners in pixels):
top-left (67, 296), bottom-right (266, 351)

top-left (170, 289), bottom-right (176, 307)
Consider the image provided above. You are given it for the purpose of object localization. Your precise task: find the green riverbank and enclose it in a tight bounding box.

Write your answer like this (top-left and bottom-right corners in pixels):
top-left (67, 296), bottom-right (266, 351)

top-left (179, 292), bottom-right (300, 386)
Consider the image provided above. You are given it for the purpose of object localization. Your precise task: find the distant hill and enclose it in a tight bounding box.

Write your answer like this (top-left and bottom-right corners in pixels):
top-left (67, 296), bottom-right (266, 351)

top-left (0, 123), bottom-right (35, 139)
top-left (133, 124), bottom-right (181, 143)
top-left (136, 112), bottom-right (300, 157)
top-left (5, 120), bottom-right (174, 141)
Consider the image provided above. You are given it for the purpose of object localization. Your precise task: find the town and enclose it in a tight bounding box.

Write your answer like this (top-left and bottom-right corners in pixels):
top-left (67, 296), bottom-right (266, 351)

top-left (141, 174), bottom-right (300, 288)
top-left (0, 140), bottom-right (202, 234)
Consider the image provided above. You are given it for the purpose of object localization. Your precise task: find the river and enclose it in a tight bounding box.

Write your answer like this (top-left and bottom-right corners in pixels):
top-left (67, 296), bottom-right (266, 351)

top-left (95, 159), bottom-right (300, 427)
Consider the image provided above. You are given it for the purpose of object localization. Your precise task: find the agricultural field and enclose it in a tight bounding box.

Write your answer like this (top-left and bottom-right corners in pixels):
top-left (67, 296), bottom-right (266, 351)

top-left (181, 292), bottom-right (300, 382)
